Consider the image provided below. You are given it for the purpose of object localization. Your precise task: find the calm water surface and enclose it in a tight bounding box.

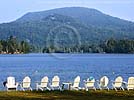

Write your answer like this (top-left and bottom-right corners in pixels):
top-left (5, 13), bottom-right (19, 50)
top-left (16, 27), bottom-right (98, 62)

top-left (0, 53), bottom-right (134, 90)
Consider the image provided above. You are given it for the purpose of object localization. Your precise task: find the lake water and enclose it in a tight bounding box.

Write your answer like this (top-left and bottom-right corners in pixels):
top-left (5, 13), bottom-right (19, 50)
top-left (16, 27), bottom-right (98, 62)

top-left (0, 53), bottom-right (134, 90)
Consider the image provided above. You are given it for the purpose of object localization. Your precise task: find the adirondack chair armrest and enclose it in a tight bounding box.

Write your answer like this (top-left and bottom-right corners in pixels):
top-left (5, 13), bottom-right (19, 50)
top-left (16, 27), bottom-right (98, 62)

top-left (19, 82), bottom-right (23, 88)
top-left (111, 80), bottom-right (115, 84)
top-left (69, 82), bottom-right (73, 88)
top-left (67, 82), bottom-right (73, 86)
top-left (78, 87), bottom-right (82, 90)
top-left (16, 82), bottom-right (19, 87)
top-left (122, 81), bottom-right (127, 85)
top-left (83, 80), bottom-right (88, 84)
top-left (35, 81), bottom-right (41, 85)
top-left (83, 80), bottom-right (86, 82)
top-left (5, 84), bottom-right (9, 87)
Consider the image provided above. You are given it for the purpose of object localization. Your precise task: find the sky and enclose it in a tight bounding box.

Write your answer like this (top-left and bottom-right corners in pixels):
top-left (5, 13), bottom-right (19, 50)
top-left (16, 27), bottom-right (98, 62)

top-left (0, 0), bottom-right (134, 23)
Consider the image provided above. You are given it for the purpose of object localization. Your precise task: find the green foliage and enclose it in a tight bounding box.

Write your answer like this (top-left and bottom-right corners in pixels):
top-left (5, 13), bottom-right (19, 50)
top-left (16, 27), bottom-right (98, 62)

top-left (0, 36), bottom-right (30, 54)
top-left (42, 39), bottom-right (134, 54)
top-left (102, 39), bottom-right (134, 53)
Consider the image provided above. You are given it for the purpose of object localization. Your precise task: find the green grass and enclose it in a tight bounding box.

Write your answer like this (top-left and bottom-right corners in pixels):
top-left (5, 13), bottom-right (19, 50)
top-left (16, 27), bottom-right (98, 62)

top-left (0, 90), bottom-right (134, 100)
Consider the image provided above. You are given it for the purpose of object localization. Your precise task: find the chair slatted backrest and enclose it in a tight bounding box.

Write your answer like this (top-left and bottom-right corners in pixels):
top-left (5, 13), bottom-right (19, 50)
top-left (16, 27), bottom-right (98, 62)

top-left (100, 76), bottom-right (109, 87)
top-left (114, 76), bottom-right (123, 87)
top-left (40, 76), bottom-right (48, 87)
top-left (128, 77), bottom-right (134, 90)
top-left (7, 77), bottom-right (15, 87)
top-left (22, 76), bottom-right (31, 88)
top-left (52, 76), bottom-right (60, 87)
top-left (73, 76), bottom-right (80, 88)
top-left (86, 78), bottom-right (95, 87)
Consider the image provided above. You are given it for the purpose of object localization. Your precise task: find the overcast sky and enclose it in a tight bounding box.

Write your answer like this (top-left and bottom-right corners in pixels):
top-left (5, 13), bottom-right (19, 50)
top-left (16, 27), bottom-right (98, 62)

top-left (0, 0), bottom-right (134, 23)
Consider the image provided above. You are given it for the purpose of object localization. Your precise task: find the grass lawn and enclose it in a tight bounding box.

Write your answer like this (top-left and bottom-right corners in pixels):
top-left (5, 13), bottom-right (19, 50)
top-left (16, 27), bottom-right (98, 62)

top-left (0, 90), bottom-right (134, 100)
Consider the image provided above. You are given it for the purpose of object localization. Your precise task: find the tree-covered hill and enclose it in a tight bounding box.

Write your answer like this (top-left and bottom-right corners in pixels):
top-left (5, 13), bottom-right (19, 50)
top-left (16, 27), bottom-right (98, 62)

top-left (0, 7), bottom-right (134, 49)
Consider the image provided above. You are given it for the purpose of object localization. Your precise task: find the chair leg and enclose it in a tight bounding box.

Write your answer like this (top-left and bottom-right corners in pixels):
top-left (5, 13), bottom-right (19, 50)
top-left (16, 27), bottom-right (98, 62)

top-left (40, 88), bottom-right (43, 91)
top-left (94, 87), bottom-right (96, 91)
top-left (107, 87), bottom-right (109, 91)
top-left (112, 84), bottom-right (116, 91)
top-left (47, 87), bottom-right (51, 91)
top-left (86, 88), bottom-right (88, 91)
top-left (98, 84), bottom-right (102, 90)
top-left (36, 86), bottom-right (38, 91)
top-left (115, 87), bottom-right (117, 91)
top-left (51, 87), bottom-right (54, 90)
top-left (99, 86), bottom-right (102, 90)
top-left (113, 85), bottom-right (117, 91)
top-left (22, 88), bottom-right (25, 91)
top-left (122, 87), bottom-right (124, 91)
top-left (59, 86), bottom-right (61, 91)
top-left (120, 86), bottom-right (124, 91)
top-left (30, 87), bottom-right (32, 91)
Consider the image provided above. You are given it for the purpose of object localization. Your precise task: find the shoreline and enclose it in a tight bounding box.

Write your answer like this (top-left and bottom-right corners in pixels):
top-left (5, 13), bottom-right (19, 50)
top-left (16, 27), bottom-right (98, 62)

top-left (0, 52), bottom-right (134, 55)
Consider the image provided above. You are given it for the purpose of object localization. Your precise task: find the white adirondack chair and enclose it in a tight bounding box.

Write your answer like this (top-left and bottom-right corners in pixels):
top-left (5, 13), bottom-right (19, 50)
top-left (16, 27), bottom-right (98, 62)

top-left (20, 76), bottom-right (32, 91)
top-left (36, 76), bottom-right (50, 91)
top-left (112, 76), bottom-right (124, 91)
top-left (84, 77), bottom-right (96, 91)
top-left (70, 76), bottom-right (81, 90)
top-left (97, 76), bottom-right (109, 90)
top-left (50, 76), bottom-right (61, 90)
top-left (125, 77), bottom-right (134, 90)
top-left (6, 76), bottom-right (19, 91)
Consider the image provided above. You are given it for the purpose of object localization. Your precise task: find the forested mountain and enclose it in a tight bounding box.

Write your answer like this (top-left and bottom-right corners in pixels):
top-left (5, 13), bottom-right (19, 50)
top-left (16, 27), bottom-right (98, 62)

top-left (0, 7), bottom-right (134, 51)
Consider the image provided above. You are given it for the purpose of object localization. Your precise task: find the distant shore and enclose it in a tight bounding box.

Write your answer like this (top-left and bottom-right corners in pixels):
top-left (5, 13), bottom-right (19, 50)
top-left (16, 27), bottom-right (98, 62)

top-left (0, 51), bottom-right (24, 54)
top-left (1, 52), bottom-right (134, 55)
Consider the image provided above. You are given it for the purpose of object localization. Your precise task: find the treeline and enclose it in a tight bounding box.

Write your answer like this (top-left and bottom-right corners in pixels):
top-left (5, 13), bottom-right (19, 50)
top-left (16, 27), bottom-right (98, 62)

top-left (42, 39), bottom-right (134, 54)
top-left (0, 36), bottom-right (30, 54)
top-left (42, 45), bottom-right (103, 53)
top-left (102, 38), bottom-right (134, 53)
top-left (1, 36), bottom-right (134, 54)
